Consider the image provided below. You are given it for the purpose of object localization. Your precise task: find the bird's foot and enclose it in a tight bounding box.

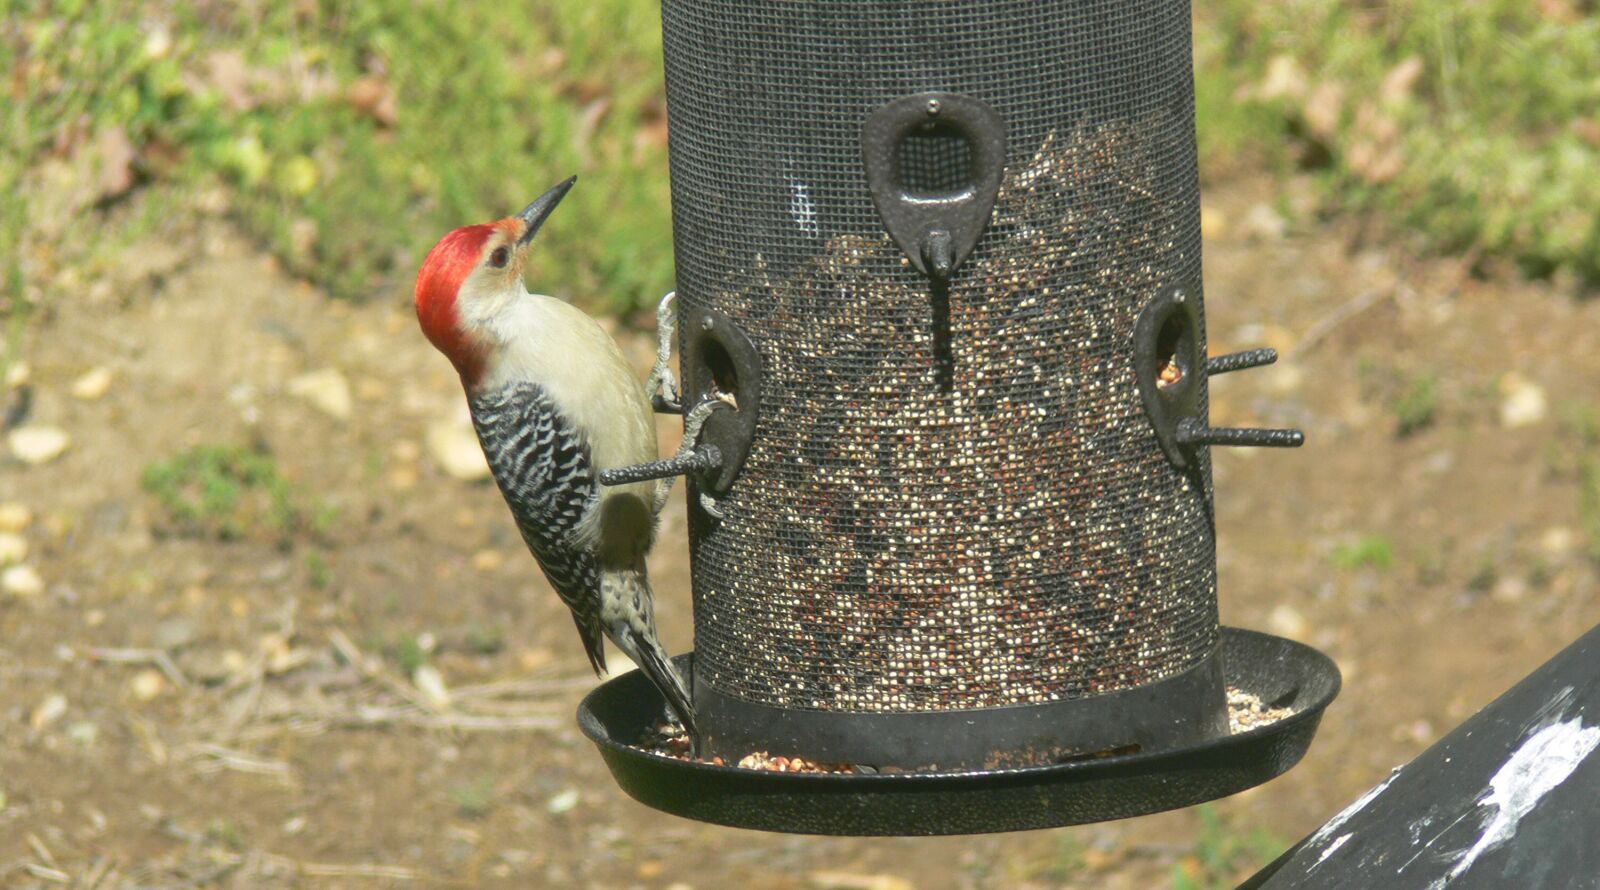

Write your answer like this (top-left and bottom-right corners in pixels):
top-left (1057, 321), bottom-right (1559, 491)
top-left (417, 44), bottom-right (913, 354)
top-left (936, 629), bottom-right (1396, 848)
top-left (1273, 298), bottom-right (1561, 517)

top-left (646, 290), bottom-right (682, 413)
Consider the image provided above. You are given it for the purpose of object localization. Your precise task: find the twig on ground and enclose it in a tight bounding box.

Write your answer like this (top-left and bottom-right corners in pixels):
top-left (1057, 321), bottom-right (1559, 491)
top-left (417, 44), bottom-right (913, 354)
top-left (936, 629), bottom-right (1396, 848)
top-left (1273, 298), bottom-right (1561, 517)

top-left (141, 810), bottom-right (428, 884)
top-left (450, 675), bottom-right (595, 700)
top-left (25, 834), bottom-right (57, 869)
top-left (81, 856), bottom-right (116, 890)
top-left (86, 647), bottom-right (190, 688)
top-left (22, 863), bottom-right (70, 884)
top-left (328, 628), bottom-right (445, 715)
top-left (1294, 289), bottom-right (1390, 357)
top-left (184, 742), bottom-right (295, 779)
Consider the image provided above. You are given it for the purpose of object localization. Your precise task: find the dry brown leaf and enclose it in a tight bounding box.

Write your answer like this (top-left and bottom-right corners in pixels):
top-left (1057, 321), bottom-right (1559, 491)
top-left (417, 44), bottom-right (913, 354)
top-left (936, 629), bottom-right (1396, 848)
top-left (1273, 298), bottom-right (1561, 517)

top-left (536, 47), bottom-right (567, 77)
top-left (573, 97), bottom-right (612, 162)
top-left (1303, 81), bottom-right (1345, 142)
top-left (1536, 0), bottom-right (1582, 23)
top-left (96, 126), bottom-right (138, 200)
top-left (196, 50), bottom-right (255, 112)
top-left (1379, 56), bottom-right (1424, 108)
top-left (348, 76), bottom-right (398, 126)
top-left (1258, 54), bottom-right (1309, 101)
top-left (1573, 118), bottom-right (1600, 149)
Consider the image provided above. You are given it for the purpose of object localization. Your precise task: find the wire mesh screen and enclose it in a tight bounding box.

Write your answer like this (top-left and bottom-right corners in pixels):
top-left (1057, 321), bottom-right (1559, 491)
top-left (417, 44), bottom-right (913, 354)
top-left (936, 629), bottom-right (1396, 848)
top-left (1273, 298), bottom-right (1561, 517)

top-left (664, 0), bottom-right (1215, 717)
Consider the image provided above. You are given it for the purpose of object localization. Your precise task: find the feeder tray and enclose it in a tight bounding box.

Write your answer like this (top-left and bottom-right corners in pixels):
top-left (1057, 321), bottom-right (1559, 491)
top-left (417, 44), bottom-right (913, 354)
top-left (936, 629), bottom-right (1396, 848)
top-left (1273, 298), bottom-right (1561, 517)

top-left (578, 628), bottom-right (1339, 836)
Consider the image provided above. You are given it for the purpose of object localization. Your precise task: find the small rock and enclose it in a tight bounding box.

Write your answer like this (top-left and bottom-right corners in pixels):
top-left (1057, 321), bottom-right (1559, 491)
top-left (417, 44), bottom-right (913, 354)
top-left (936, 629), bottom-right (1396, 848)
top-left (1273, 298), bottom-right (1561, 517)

top-left (0, 533), bottom-right (26, 565)
top-left (30, 694), bottom-right (67, 730)
top-left (427, 420), bottom-right (490, 481)
top-left (471, 549), bottom-right (505, 572)
top-left (2, 564), bottom-right (44, 597)
top-left (67, 721), bottom-right (99, 745)
top-left (413, 664), bottom-right (451, 710)
top-left (0, 503), bottom-right (31, 533)
top-left (1492, 575), bottom-right (1528, 604)
top-left (387, 465), bottom-right (419, 491)
top-left (1265, 361), bottom-right (1304, 395)
top-left (546, 788), bottom-right (580, 814)
top-left (8, 426), bottom-right (71, 465)
top-left (1267, 603), bottom-right (1309, 640)
top-left (1418, 450), bottom-right (1456, 476)
top-left (1241, 203), bottom-right (1288, 241)
top-left (152, 617), bottom-right (198, 649)
top-left (70, 366), bottom-right (113, 400)
top-left (1498, 374), bottom-right (1547, 428)
top-left (287, 368), bottom-right (353, 421)
top-left (809, 872), bottom-right (914, 890)
top-left (1540, 527), bottom-right (1577, 558)
top-left (130, 669), bottom-right (166, 701)
top-left (1258, 55), bottom-right (1310, 101)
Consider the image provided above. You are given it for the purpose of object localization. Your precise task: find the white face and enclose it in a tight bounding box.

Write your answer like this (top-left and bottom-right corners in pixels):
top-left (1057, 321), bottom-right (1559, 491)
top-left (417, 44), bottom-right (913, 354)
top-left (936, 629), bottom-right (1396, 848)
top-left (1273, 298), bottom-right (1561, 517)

top-left (455, 226), bottom-right (531, 341)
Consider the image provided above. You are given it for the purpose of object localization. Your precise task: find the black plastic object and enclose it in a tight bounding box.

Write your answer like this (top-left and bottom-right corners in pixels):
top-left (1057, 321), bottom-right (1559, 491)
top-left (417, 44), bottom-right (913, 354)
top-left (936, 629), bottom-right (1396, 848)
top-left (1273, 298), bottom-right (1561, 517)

top-left (696, 647), bottom-right (1226, 771)
top-left (578, 628), bottom-right (1340, 836)
top-left (1242, 622), bottom-right (1600, 889)
top-left (863, 92), bottom-right (1006, 281)
top-left (681, 309), bottom-right (760, 496)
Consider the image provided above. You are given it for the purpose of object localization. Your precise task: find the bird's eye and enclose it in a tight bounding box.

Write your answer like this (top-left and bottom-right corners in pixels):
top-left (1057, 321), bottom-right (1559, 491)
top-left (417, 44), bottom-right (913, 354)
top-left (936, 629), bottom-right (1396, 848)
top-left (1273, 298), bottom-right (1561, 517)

top-left (489, 246), bottom-right (510, 268)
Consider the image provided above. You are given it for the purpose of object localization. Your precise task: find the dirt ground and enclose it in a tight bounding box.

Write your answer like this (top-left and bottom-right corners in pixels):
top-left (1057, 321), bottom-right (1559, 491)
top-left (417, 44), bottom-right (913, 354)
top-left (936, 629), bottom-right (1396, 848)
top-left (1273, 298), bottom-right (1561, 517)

top-left (2, 174), bottom-right (1598, 889)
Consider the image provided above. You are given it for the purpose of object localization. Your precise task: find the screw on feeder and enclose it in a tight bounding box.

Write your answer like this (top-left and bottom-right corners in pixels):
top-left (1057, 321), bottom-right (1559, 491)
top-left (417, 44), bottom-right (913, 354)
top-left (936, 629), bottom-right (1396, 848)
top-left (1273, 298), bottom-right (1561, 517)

top-left (922, 229), bottom-right (955, 281)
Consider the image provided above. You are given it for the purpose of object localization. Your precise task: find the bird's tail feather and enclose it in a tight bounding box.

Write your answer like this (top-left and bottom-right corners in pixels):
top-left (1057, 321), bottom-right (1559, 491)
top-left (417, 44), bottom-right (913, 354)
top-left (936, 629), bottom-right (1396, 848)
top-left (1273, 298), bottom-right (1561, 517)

top-left (633, 631), bottom-right (698, 747)
top-left (571, 611), bottom-right (607, 676)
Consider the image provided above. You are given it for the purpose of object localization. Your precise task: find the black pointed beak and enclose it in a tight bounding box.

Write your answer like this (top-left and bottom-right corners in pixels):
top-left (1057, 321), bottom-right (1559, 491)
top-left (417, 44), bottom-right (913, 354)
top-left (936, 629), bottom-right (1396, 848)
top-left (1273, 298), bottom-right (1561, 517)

top-left (516, 175), bottom-right (577, 246)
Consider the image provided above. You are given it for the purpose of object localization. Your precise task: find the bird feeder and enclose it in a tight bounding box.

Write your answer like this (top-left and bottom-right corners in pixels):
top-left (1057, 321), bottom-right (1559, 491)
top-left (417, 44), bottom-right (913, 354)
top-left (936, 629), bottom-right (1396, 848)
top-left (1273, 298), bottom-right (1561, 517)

top-left (579, 0), bottom-right (1339, 835)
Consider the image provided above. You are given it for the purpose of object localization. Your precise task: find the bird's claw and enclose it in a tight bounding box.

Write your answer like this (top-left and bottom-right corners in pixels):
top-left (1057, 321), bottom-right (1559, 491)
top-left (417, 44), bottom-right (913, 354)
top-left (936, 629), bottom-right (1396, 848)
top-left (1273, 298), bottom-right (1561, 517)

top-left (646, 290), bottom-right (682, 413)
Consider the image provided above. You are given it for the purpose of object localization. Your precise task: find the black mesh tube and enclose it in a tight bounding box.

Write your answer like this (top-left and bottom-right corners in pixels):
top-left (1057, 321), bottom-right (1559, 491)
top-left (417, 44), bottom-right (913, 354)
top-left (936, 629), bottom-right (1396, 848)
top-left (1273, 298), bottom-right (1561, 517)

top-left (663, 0), bottom-right (1225, 769)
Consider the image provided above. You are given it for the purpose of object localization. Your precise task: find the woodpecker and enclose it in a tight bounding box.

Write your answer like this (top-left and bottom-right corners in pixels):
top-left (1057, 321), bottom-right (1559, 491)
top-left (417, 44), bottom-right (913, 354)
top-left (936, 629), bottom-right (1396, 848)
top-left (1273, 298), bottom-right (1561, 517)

top-left (414, 176), bottom-right (700, 740)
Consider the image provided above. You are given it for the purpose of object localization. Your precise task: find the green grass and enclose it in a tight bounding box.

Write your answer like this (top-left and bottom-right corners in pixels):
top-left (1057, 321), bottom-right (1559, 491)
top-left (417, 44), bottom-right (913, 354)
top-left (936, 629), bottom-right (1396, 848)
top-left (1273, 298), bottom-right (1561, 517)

top-left (1171, 805), bottom-right (1285, 890)
top-left (1393, 373), bottom-right (1441, 438)
top-left (1195, 0), bottom-right (1600, 286)
top-left (393, 633), bottom-right (430, 676)
top-left (6, 0), bottom-right (672, 314)
top-left (141, 444), bottom-right (301, 542)
top-left (6, 0), bottom-right (1597, 345)
top-left (450, 774), bottom-right (496, 819)
top-left (1332, 534), bottom-right (1396, 571)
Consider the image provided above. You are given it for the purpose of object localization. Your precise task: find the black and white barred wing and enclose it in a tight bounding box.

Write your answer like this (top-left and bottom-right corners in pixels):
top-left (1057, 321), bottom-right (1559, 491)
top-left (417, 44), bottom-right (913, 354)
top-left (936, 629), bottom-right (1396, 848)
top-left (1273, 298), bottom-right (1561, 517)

top-left (469, 383), bottom-right (608, 674)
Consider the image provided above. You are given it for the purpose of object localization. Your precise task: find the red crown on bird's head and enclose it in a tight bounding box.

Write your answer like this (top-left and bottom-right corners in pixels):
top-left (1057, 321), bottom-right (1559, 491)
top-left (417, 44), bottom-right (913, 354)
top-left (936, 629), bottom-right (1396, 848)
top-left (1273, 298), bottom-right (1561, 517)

top-left (414, 222), bottom-right (506, 387)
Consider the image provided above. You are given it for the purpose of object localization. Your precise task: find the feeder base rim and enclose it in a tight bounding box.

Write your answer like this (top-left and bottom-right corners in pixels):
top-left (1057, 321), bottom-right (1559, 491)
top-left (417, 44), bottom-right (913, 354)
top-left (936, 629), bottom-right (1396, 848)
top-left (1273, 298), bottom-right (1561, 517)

top-left (576, 627), bottom-right (1341, 835)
